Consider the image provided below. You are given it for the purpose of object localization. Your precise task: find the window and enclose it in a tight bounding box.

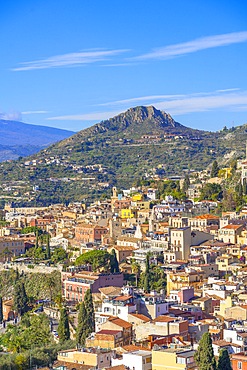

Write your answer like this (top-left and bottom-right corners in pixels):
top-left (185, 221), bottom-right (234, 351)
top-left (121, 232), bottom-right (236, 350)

top-left (238, 362), bottom-right (242, 369)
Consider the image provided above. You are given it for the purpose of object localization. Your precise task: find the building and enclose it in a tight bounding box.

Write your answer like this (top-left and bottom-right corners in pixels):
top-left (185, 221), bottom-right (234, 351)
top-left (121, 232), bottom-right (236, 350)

top-left (232, 352), bottom-right (247, 370)
top-left (62, 270), bottom-right (124, 302)
top-left (152, 348), bottom-right (196, 370)
top-left (57, 347), bottom-right (112, 368)
top-left (100, 317), bottom-right (133, 346)
top-left (75, 224), bottom-right (108, 244)
top-left (112, 350), bottom-right (152, 370)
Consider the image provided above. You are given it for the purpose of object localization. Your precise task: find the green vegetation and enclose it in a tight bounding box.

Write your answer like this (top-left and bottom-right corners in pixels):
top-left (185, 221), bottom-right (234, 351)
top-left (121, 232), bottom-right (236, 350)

top-left (58, 307), bottom-right (70, 343)
top-left (1, 106), bottom-right (247, 205)
top-left (75, 250), bottom-right (111, 272)
top-left (217, 348), bottom-right (232, 370)
top-left (76, 289), bottom-right (95, 346)
top-left (14, 280), bottom-right (28, 315)
top-left (110, 249), bottom-right (119, 273)
top-left (211, 160), bottom-right (220, 177)
top-left (194, 332), bottom-right (216, 370)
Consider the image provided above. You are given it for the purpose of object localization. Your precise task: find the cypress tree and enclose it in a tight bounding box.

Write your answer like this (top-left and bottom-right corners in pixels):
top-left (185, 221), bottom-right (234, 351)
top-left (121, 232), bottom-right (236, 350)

top-left (211, 161), bottom-right (219, 178)
top-left (46, 233), bottom-right (51, 259)
top-left (217, 348), bottom-right (232, 370)
top-left (76, 302), bottom-right (87, 345)
top-left (0, 296), bottom-right (3, 323)
top-left (35, 230), bottom-right (39, 249)
top-left (194, 332), bottom-right (216, 370)
top-left (14, 281), bottom-right (28, 316)
top-left (110, 249), bottom-right (119, 273)
top-left (84, 289), bottom-right (95, 333)
top-left (58, 307), bottom-right (70, 343)
top-left (143, 254), bottom-right (151, 293)
top-left (182, 174), bottom-right (190, 192)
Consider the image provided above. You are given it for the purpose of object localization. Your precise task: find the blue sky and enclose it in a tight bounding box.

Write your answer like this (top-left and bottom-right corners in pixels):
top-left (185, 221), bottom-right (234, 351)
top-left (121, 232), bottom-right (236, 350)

top-left (1, 0), bottom-right (247, 132)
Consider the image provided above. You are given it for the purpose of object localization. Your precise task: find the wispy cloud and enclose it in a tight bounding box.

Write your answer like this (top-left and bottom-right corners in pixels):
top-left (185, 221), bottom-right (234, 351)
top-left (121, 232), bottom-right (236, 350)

top-left (22, 110), bottom-right (49, 115)
top-left (133, 31), bottom-right (247, 60)
top-left (12, 49), bottom-right (129, 71)
top-left (98, 94), bottom-right (186, 106)
top-left (47, 110), bottom-right (121, 121)
top-left (0, 111), bottom-right (22, 121)
top-left (47, 89), bottom-right (247, 122)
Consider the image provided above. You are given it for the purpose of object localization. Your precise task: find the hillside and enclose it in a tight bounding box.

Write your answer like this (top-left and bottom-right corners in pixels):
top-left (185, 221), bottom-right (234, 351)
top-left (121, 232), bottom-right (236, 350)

top-left (0, 119), bottom-right (74, 161)
top-left (0, 106), bottom-right (246, 205)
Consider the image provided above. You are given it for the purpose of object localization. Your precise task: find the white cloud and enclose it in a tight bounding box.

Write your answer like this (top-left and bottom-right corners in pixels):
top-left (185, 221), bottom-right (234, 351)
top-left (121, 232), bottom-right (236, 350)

top-left (98, 94), bottom-right (186, 106)
top-left (154, 91), bottom-right (247, 115)
top-left (46, 89), bottom-right (247, 122)
top-left (22, 110), bottom-right (48, 115)
top-left (133, 31), bottom-right (247, 60)
top-left (47, 110), bottom-right (121, 121)
top-left (12, 49), bottom-right (129, 71)
top-left (0, 111), bottom-right (22, 121)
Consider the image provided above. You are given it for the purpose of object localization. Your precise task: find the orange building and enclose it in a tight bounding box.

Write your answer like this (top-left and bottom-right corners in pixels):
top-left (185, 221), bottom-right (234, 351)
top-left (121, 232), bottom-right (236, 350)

top-left (232, 353), bottom-right (247, 370)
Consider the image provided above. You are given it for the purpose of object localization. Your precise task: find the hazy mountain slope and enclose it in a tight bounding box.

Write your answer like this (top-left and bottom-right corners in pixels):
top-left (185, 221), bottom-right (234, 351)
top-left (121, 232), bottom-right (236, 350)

top-left (0, 119), bottom-right (74, 161)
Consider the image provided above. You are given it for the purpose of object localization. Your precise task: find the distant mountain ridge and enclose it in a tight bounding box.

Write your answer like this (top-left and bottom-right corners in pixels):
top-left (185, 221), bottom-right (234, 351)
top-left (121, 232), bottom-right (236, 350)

top-left (0, 119), bottom-right (74, 161)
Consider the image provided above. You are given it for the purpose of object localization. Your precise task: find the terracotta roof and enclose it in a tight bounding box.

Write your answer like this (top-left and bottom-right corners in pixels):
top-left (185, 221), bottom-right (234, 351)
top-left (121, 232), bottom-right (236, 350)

top-left (106, 365), bottom-right (126, 370)
top-left (194, 214), bottom-right (219, 220)
top-left (114, 246), bottom-right (136, 251)
top-left (213, 340), bottom-right (232, 347)
top-left (99, 286), bottom-right (122, 296)
top-left (153, 315), bottom-right (175, 323)
top-left (122, 345), bottom-right (146, 352)
top-left (97, 329), bottom-right (121, 336)
top-left (114, 295), bottom-right (132, 301)
top-left (128, 313), bottom-right (151, 322)
top-left (108, 317), bottom-right (132, 329)
top-left (53, 361), bottom-right (91, 370)
top-left (221, 224), bottom-right (243, 230)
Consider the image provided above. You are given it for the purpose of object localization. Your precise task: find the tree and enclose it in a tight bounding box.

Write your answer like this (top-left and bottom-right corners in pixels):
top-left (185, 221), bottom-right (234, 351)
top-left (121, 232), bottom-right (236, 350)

top-left (58, 307), bottom-right (70, 343)
top-left (217, 348), bottom-right (232, 370)
top-left (211, 160), bottom-right (219, 177)
top-left (84, 289), bottom-right (95, 333)
top-left (76, 301), bottom-right (87, 345)
top-left (143, 255), bottom-right (151, 293)
top-left (75, 250), bottom-right (111, 272)
top-left (51, 247), bottom-right (67, 264)
top-left (0, 296), bottom-right (3, 323)
top-left (76, 289), bottom-right (95, 346)
top-left (46, 233), bottom-right (51, 259)
top-left (14, 281), bottom-right (28, 316)
top-left (194, 332), bottom-right (216, 370)
top-left (131, 262), bottom-right (141, 286)
top-left (35, 230), bottom-right (39, 249)
top-left (110, 249), bottom-right (119, 273)
top-left (182, 174), bottom-right (190, 192)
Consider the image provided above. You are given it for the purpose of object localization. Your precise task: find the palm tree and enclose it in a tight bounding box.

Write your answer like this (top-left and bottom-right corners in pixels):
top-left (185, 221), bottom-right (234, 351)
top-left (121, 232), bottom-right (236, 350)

top-left (131, 262), bottom-right (141, 287)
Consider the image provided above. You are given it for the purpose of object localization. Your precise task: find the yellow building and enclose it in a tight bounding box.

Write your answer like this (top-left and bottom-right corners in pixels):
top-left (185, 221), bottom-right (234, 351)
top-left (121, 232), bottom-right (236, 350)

top-left (166, 271), bottom-right (205, 296)
top-left (57, 348), bottom-right (112, 368)
top-left (152, 348), bottom-right (196, 370)
top-left (132, 193), bottom-right (143, 202)
top-left (216, 254), bottom-right (236, 272)
top-left (120, 209), bottom-right (134, 219)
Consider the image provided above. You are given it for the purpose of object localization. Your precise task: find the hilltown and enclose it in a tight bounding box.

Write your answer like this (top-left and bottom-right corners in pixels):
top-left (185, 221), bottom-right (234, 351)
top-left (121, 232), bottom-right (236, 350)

top-left (2, 162), bottom-right (247, 370)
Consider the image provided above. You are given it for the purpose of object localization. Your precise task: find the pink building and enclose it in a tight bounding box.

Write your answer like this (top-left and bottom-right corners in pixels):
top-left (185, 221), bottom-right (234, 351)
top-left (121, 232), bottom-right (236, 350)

top-left (62, 270), bottom-right (124, 302)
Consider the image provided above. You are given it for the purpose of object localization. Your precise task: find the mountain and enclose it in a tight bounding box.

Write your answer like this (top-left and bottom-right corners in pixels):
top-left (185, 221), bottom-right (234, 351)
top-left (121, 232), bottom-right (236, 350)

top-left (0, 119), bottom-right (74, 161)
top-left (0, 106), bottom-right (246, 206)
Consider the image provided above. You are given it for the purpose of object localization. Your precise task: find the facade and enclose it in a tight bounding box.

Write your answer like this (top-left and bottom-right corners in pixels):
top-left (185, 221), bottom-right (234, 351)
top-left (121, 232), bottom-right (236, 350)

top-left (152, 348), bottom-right (196, 370)
top-left (57, 348), bottom-right (112, 368)
top-left (62, 270), bottom-right (124, 302)
top-left (75, 224), bottom-right (108, 244)
top-left (232, 353), bottom-right (247, 370)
